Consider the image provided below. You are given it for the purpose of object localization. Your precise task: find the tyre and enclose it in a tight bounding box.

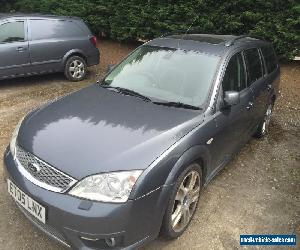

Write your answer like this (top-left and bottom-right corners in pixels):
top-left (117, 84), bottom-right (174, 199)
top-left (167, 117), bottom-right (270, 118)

top-left (161, 163), bottom-right (202, 239)
top-left (64, 56), bottom-right (87, 81)
top-left (254, 102), bottom-right (274, 138)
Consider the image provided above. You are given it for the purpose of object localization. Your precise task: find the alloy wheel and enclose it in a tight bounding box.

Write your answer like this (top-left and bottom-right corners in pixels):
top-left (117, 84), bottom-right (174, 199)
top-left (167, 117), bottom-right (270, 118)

top-left (69, 59), bottom-right (85, 79)
top-left (261, 104), bottom-right (273, 135)
top-left (171, 170), bottom-right (200, 232)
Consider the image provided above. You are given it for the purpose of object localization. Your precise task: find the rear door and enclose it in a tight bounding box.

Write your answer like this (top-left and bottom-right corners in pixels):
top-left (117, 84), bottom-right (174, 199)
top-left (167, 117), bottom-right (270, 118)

top-left (28, 19), bottom-right (86, 73)
top-left (243, 48), bottom-right (268, 131)
top-left (260, 45), bottom-right (280, 97)
top-left (211, 52), bottom-right (255, 169)
top-left (0, 19), bottom-right (30, 78)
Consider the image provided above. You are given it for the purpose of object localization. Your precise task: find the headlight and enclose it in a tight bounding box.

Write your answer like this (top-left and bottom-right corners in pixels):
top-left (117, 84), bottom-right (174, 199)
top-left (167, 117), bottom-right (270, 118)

top-left (69, 170), bottom-right (143, 203)
top-left (10, 117), bottom-right (24, 158)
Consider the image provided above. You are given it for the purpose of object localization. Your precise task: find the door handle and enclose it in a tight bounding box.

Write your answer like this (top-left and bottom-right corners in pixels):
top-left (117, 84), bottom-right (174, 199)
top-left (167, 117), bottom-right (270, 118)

top-left (246, 102), bottom-right (253, 110)
top-left (16, 47), bottom-right (26, 52)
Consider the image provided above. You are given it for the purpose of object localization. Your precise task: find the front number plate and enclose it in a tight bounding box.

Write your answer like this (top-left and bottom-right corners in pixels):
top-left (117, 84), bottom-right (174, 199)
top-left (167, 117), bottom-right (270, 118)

top-left (7, 179), bottom-right (46, 224)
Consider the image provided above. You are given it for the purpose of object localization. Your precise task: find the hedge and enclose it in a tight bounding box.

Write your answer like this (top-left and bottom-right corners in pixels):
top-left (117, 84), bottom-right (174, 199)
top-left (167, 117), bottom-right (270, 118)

top-left (2, 0), bottom-right (300, 59)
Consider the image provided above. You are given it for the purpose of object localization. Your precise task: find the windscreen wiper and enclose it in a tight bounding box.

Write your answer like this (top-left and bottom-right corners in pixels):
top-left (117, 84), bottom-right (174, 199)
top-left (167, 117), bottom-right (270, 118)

top-left (100, 85), bottom-right (152, 102)
top-left (153, 101), bottom-right (201, 110)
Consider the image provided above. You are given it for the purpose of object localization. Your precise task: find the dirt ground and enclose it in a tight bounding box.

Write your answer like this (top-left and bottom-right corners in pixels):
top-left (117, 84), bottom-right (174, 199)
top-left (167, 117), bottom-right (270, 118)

top-left (0, 40), bottom-right (299, 250)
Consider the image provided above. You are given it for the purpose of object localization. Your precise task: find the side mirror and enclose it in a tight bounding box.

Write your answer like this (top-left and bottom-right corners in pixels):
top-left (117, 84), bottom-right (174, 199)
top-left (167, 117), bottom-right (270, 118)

top-left (106, 64), bottom-right (115, 73)
top-left (224, 91), bottom-right (239, 107)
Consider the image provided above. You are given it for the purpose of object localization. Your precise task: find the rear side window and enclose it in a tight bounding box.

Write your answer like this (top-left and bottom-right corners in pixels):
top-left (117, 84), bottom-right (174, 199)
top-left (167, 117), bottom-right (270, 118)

top-left (244, 48), bottom-right (263, 85)
top-left (222, 53), bottom-right (247, 92)
top-left (0, 21), bottom-right (25, 43)
top-left (30, 19), bottom-right (83, 40)
top-left (261, 46), bottom-right (277, 73)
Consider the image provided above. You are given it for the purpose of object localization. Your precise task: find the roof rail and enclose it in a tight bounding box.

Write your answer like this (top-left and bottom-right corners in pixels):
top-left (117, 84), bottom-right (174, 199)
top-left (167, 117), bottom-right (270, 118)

top-left (224, 35), bottom-right (250, 47)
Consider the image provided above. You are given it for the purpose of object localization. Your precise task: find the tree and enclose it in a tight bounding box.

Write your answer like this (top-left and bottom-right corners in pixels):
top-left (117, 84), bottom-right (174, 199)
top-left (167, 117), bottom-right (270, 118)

top-left (7, 0), bottom-right (300, 59)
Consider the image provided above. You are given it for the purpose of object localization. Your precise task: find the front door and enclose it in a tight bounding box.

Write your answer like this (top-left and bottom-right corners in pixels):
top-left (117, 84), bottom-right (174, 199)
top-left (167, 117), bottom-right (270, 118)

top-left (209, 52), bottom-right (255, 171)
top-left (0, 20), bottom-right (30, 78)
top-left (243, 48), bottom-right (268, 131)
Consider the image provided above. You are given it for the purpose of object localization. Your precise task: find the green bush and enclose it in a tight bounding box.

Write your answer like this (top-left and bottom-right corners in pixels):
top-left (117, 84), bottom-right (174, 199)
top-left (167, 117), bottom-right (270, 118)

top-left (8, 0), bottom-right (300, 59)
top-left (0, 0), bottom-right (16, 12)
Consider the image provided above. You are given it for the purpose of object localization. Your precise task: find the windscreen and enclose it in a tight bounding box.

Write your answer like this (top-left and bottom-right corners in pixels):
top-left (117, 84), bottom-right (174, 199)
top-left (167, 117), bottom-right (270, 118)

top-left (104, 45), bottom-right (220, 107)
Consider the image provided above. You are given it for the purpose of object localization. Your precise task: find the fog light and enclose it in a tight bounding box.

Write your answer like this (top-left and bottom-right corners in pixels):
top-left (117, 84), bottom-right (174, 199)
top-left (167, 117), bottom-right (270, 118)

top-left (105, 237), bottom-right (116, 248)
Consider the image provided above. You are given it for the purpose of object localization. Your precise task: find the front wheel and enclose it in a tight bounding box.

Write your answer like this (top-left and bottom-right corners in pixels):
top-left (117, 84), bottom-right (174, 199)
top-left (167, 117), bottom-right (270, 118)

top-left (161, 164), bottom-right (202, 239)
top-left (64, 56), bottom-right (87, 81)
top-left (254, 102), bottom-right (274, 138)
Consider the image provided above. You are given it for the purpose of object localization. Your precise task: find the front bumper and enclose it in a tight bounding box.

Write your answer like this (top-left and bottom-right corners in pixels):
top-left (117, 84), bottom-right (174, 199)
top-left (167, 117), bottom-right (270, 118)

top-left (3, 147), bottom-right (169, 249)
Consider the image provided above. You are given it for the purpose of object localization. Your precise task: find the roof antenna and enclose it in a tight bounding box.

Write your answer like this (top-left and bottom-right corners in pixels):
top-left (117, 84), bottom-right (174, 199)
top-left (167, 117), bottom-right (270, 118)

top-left (178, 13), bottom-right (200, 48)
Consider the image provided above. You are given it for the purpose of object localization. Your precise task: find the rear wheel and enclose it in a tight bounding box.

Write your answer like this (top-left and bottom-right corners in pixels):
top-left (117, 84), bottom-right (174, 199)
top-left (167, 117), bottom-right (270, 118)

top-left (254, 102), bottom-right (273, 138)
top-left (161, 163), bottom-right (202, 239)
top-left (64, 56), bottom-right (87, 81)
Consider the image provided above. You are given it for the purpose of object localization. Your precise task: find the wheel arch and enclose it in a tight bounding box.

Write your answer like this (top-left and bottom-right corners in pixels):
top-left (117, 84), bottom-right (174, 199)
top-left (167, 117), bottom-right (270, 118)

top-left (130, 144), bottom-right (211, 201)
top-left (157, 145), bottom-right (210, 238)
top-left (164, 145), bottom-right (211, 187)
top-left (62, 49), bottom-right (87, 68)
top-left (128, 144), bottom-right (211, 239)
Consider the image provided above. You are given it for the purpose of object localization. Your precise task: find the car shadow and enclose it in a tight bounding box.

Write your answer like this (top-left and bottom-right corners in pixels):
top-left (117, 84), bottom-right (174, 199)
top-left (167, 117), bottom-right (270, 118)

top-left (0, 73), bottom-right (68, 88)
top-left (0, 68), bottom-right (99, 89)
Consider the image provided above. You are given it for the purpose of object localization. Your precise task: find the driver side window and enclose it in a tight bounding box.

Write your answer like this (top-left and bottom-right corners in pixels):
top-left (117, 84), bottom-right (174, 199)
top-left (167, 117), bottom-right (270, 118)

top-left (0, 21), bottom-right (25, 43)
top-left (222, 53), bottom-right (246, 92)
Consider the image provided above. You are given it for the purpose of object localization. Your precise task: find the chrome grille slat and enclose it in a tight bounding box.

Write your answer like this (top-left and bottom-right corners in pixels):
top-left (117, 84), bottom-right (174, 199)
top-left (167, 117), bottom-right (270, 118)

top-left (15, 146), bottom-right (77, 192)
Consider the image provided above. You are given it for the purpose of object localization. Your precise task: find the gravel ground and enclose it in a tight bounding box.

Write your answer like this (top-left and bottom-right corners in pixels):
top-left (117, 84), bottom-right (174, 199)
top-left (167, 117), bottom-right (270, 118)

top-left (0, 40), bottom-right (299, 250)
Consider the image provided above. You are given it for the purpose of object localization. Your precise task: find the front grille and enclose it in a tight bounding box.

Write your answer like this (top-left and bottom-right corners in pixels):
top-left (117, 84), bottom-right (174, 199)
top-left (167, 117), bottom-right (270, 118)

top-left (16, 203), bottom-right (70, 248)
top-left (16, 145), bottom-right (77, 192)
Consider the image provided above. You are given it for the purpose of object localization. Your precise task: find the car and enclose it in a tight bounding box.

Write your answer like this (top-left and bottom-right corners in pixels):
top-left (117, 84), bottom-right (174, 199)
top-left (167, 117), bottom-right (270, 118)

top-left (3, 33), bottom-right (279, 249)
top-left (0, 14), bottom-right (99, 81)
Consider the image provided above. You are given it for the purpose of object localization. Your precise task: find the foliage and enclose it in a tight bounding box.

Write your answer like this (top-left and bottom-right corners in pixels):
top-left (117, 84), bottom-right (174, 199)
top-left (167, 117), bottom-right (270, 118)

top-left (7, 0), bottom-right (300, 59)
top-left (0, 0), bottom-right (16, 12)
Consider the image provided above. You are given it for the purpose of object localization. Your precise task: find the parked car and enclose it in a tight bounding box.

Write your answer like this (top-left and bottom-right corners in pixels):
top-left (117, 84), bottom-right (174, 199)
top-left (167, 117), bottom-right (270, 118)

top-left (4, 34), bottom-right (279, 249)
top-left (0, 14), bottom-right (99, 81)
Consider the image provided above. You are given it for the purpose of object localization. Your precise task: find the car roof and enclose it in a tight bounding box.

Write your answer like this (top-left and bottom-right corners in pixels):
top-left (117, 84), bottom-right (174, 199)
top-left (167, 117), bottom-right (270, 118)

top-left (147, 34), bottom-right (270, 57)
top-left (0, 13), bottom-right (81, 21)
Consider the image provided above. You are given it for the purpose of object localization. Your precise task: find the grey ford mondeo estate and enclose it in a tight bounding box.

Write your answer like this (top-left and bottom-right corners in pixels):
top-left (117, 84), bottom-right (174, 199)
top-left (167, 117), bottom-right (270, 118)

top-left (4, 34), bottom-right (279, 249)
top-left (0, 14), bottom-right (99, 81)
